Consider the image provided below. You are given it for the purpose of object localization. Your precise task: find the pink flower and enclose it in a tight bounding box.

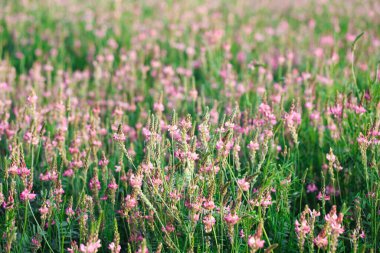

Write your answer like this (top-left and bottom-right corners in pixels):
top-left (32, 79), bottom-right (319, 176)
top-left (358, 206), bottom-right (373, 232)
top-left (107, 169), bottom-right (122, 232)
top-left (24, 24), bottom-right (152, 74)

top-left (324, 207), bottom-right (344, 236)
top-left (314, 233), bottom-right (328, 249)
top-left (310, 111), bottom-right (320, 121)
top-left (108, 182), bottom-right (118, 190)
top-left (258, 103), bottom-right (277, 125)
top-left (20, 189), bottom-right (36, 201)
top-left (261, 192), bottom-right (272, 207)
top-left (307, 183), bottom-right (318, 193)
top-left (142, 127), bottom-right (151, 140)
top-left (203, 214), bottom-right (216, 233)
top-left (18, 166), bottom-right (31, 177)
top-left (295, 219), bottom-right (311, 236)
top-left (186, 151), bottom-right (199, 161)
top-left (224, 213), bottom-right (239, 225)
top-left (39, 206), bottom-right (49, 215)
top-left (357, 133), bottom-right (370, 145)
top-left (247, 141), bottom-right (259, 151)
top-left (98, 158), bottom-right (109, 167)
top-left (124, 195), bottom-right (137, 209)
top-left (167, 125), bottom-right (178, 135)
top-left (203, 200), bottom-right (216, 210)
top-left (27, 94), bottom-right (38, 104)
top-left (326, 153), bottom-right (336, 162)
top-left (309, 209), bottom-right (320, 218)
top-left (108, 242), bottom-right (121, 253)
top-left (248, 235), bottom-right (265, 250)
top-left (237, 178), bottom-right (250, 191)
top-left (113, 133), bottom-right (126, 142)
top-left (39, 171), bottom-right (58, 181)
top-left (330, 222), bottom-right (344, 234)
top-left (129, 174), bottom-right (143, 188)
top-left (284, 110), bottom-right (301, 127)
top-left (66, 207), bottom-right (75, 217)
top-left (63, 169), bottom-right (74, 177)
top-left (8, 165), bottom-right (19, 175)
top-left (191, 213), bottom-right (200, 222)
top-left (80, 239), bottom-right (101, 253)
top-left (31, 236), bottom-right (41, 248)
top-left (162, 223), bottom-right (175, 233)
top-left (317, 192), bottom-right (330, 201)
top-left (169, 191), bottom-right (182, 202)
top-left (153, 102), bottom-right (164, 112)
top-left (216, 140), bottom-right (224, 150)
top-left (89, 177), bottom-right (101, 191)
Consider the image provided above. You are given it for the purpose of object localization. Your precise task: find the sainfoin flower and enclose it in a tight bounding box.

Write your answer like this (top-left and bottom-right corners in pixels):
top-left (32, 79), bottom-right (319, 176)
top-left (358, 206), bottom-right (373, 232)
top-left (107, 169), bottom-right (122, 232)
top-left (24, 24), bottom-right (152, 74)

top-left (79, 239), bottom-right (101, 253)
top-left (108, 242), bottom-right (121, 253)
top-left (113, 132), bottom-right (126, 142)
top-left (295, 219), bottom-right (310, 236)
top-left (307, 183), bottom-right (318, 193)
top-left (66, 207), bottom-right (75, 217)
top-left (89, 177), bottom-right (101, 190)
top-left (203, 200), bottom-right (215, 210)
top-left (260, 192), bottom-right (273, 207)
top-left (326, 152), bottom-right (336, 162)
top-left (129, 174), bottom-right (143, 188)
top-left (248, 223), bottom-right (265, 252)
top-left (108, 181), bottom-right (118, 190)
top-left (248, 235), bottom-right (265, 250)
top-left (284, 110), bottom-right (301, 127)
top-left (247, 141), bottom-right (259, 151)
top-left (203, 214), bottom-right (216, 233)
top-left (124, 195), bottom-right (137, 209)
top-left (224, 213), bottom-right (239, 225)
top-left (314, 231), bottom-right (328, 249)
top-left (237, 178), bottom-right (250, 191)
top-left (20, 189), bottom-right (36, 201)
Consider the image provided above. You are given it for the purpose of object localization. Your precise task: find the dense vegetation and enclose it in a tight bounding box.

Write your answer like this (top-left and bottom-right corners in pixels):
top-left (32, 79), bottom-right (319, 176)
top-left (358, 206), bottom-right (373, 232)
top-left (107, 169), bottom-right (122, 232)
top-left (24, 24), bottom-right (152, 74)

top-left (0, 0), bottom-right (379, 252)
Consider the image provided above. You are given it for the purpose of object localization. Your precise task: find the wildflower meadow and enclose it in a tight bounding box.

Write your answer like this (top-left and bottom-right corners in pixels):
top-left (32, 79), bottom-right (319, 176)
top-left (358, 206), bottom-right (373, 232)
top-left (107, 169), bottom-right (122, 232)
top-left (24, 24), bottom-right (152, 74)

top-left (0, 0), bottom-right (380, 252)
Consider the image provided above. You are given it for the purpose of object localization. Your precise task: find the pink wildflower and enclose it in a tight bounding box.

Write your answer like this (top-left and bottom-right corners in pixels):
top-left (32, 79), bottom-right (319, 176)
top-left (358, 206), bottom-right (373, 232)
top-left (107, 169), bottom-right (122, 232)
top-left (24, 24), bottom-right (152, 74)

top-left (20, 189), bottom-right (36, 201)
top-left (79, 239), bottom-right (101, 253)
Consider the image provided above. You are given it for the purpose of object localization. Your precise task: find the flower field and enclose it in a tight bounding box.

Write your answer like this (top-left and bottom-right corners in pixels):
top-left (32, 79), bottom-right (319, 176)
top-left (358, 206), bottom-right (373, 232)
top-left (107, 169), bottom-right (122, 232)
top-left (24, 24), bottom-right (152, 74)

top-left (0, 0), bottom-right (380, 252)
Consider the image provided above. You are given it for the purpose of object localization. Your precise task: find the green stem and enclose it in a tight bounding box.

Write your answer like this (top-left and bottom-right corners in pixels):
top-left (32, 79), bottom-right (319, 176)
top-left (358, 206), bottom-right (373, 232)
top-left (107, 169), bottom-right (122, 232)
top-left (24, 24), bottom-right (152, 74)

top-left (28, 201), bottom-right (54, 252)
top-left (23, 201), bottom-right (28, 233)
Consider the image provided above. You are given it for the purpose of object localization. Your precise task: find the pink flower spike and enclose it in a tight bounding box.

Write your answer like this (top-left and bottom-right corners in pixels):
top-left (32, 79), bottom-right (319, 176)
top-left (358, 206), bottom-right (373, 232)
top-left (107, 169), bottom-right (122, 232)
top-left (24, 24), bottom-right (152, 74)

top-left (20, 189), bottom-right (37, 201)
top-left (79, 239), bottom-right (101, 253)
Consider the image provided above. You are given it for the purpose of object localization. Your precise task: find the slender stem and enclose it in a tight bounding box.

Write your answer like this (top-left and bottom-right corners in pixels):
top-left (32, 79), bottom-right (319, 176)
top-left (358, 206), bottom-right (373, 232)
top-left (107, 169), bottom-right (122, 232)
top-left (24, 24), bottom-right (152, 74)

top-left (23, 200), bottom-right (28, 233)
top-left (28, 201), bottom-right (54, 252)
